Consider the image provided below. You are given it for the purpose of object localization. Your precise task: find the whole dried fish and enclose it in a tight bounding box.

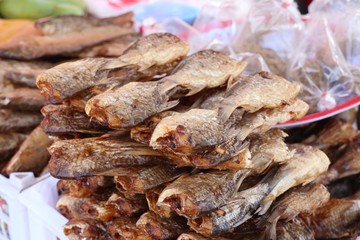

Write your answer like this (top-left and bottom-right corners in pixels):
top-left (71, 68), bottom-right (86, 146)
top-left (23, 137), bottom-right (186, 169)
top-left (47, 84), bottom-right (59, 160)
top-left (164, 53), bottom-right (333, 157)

top-left (2, 126), bottom-right (52, 175)
top-left (48, 138), bottom-right (168, 178)
top-left (0, 88), bottom-right (47, 111)
top-left (64, 218), bottom-right (111, 240)
top-left (41, 104), bottom-right (108, 134)
top-left (276, 218), bottom-right (315, 240)
top-left (157, 169), bottom-right (249, 218)
top-left (86, 50), bottom-right (245, 129)
top-left (0, 109), bottom-right (42, 132)
top-left (136, 211), bottom-right (188, 240)
top-left (107, 217), bottom-right (151, 240)
top-left (265, 183), bottom-right (330, 240)
top-left (0, 132), bottom-right (26, 162)
top-left (107, 192), bottom-right (148, 217)
top-left (114, 165), bottom-right (189, 193)
top-left (146, 185), bottom-right (175, 218)
top-left (218, 71), bottom-right (301, 121)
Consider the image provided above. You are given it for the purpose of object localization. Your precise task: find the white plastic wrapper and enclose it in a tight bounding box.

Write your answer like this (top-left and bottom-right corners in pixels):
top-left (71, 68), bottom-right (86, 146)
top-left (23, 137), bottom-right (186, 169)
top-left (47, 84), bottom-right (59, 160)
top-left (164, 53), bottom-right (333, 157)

top-left (287, 15), bottom-right (355, 113)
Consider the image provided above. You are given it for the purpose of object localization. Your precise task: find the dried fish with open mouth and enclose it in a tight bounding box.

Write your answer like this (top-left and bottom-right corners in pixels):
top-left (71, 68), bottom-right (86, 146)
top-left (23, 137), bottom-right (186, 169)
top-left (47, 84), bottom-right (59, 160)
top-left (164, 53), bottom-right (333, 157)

top-left (0, 88), bottom-right (47, 111)
top-left (157, 169), bottom-right (249, 218)
top-left (114, 164), bottom-right (189, 194)
top-left (136, 211), bottom-right (188, 240)
top-left (37, 33), bottom-right (189, 102)
top-left (218, 71), bottom-right (301, 121)
top-left (146, 185), bottom-right (174, 218)
top-left (48, 138), bottom-right (168, 178)
top-left (188, 145), bottom-right (329, 236)
top-left (85, 50), bottom-right (245, 129)
top-left (0, 109), bottom-right (42, 132)
top-left (41, 104), bottom-right (108, 135)
top-left (64, 218), bottom-right (111, 240)
top-left (107, 217), bottom-right (151, 240)
top-left (0, 132), bottom-right (26, 162)
top-left (2, 126), bottom-right (52, 175)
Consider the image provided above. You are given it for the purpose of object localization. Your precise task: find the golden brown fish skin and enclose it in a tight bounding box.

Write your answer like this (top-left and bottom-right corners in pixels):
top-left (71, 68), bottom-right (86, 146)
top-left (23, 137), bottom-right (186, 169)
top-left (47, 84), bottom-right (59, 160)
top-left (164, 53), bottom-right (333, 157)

top-left (0, 132), bottom-right (27, 162)
top-left (257, 144), bottom-right (330, 215)
top-left (106, 192), bottom-right (148, 217)
top-left (64, 218), bottom-right (111, 240)
top-left (218, 71), bottom-right (301, 121)
top-left (136, 211), bottom-right (189, 240)
top-left (305, 195), bottom-right (360, 239)
top-left (0, 109), bottom-right (42, 132)
top-left (114, 165), bottom-right (189, 194)
top-left (146, 185), bottom-right (175, 218)
top-left (248, 129), bottom-right (293, 175)
top-left (57, 176), bottom-right (114, 199)
top-left (276, 218), bottom-right (315, 240)
top-left (0, 88), bottom-right (47, 111)
top-left (40, 104), bottom-right (108, 135)
top-left (157, 169), bottom-right (249, 218)
top-left (2, 126), bottom-right (52, 175)
top-left (107, 217), bottom-right (151, 240)
top-left (265, 183), bottom-right (330, 240)
top-left (48, 138), bottom-right (168, 179)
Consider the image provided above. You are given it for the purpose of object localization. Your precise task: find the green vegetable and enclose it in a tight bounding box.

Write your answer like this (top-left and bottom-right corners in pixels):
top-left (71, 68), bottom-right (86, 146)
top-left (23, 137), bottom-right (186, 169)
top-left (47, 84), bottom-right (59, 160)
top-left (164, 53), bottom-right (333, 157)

top-left (0, 0), bottom-right (85, 19)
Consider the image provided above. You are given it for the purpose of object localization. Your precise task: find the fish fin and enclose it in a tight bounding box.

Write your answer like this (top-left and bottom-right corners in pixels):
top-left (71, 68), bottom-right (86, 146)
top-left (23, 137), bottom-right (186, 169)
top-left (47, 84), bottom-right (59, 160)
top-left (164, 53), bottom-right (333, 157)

top-left (234, 169), bottom-right (250, 192)
top-left (257, 194), bottom-right (275, 215)
top-left (226, 75), bottom-right (237, 88)
top-left (185, 86), bottom-right (207, 97)
top-left (265, 216), bottom-right (280, 240)
top-left (161, 99), bottom-right (180, 112)
top-left (218, 105), bottom-right (238, 123)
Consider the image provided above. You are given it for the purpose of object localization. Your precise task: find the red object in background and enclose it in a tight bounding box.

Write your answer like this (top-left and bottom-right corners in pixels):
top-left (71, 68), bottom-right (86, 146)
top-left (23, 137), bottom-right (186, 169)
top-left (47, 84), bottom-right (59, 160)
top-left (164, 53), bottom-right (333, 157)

top-left (107, 0), bottom-right (140, 9)
top-left (304, 0), bottom-right (313, 6)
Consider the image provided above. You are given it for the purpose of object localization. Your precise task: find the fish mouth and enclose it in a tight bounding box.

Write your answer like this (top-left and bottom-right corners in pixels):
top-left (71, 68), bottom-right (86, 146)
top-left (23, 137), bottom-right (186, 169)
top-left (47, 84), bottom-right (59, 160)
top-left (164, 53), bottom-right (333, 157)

top-left (85, 99), bottom-right (123, 129)
top-left (114, 175), bottom-right (145, 193)
top-left (162, 194), bottom-right (199, 218)
top-left (153, 127), bottom-right (193, 154)
top-left (188, 216), bottom-right (213, 236)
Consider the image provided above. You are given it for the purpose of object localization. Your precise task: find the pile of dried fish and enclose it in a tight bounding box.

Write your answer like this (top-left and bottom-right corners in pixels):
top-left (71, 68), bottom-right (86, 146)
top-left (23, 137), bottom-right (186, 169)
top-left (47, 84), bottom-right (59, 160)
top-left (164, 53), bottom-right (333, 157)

top-left (36, 32), bottom-right (358, 239)
top-left (0, 13), bottom-right (138, 176)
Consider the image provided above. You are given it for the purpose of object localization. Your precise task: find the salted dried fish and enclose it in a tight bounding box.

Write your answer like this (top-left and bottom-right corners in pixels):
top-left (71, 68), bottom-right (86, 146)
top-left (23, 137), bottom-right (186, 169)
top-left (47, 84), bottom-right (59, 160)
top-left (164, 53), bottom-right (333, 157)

top-left (136, 211), bottom-right (188, 240)
top-left (106, 192), bottom-right (148, 217)
top-left (41, 104), bottom-right (108, 134)
top-left (107, 217), bottom-right (151, 240)
top-left (0, 132), bottom-right (26, 162)
top-left (0, 109), bottom-right (42, 131)
top-left (0, 88), bottom-right (47, 111)
top-left (64, 218), bottom-right (111, 240)
top-left (157, 169), bottom-right (249, 218)
top-left (218, 71), bottom-right (301, 121)
top-left (276, 218), bottom-right (315, 240)
top-left (306, 193), bottom-right (360, 239)
top-left (86, 50), bottom-right (245, 129)
top-left (114, 165), bottom-right (189, 194)
top-left (48, 138), bottom-right (168, 178)
top-left (265, 183), bottom-right (329, 240)
top-left (57, 176), bottom-right (114, 199)
top-left (146, 185), bottom-right (175, 218)
top-left (2, 126), bottom-right (52, 175)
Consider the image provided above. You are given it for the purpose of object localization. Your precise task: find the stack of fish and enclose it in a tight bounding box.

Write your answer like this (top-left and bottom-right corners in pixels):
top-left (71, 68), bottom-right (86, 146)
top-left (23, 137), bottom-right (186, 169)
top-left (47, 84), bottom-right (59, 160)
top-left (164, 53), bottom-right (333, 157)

top-left (36, 32), bottom-right (349, 239)
top-left (0, 13), bottom-right (139, 176)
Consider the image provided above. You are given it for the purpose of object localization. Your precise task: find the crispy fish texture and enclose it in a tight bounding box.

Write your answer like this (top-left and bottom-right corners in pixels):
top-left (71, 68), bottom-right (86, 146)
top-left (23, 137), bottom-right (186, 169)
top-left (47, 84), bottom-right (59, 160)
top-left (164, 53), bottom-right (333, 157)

top-left (146, 185), bottom-right (175, 218)
top-left (257, 144), bottom-right (330, 215)
top-left (157, 169), bottom-right (249, 218)
top-left (218, 71), bottom-right (301, 121)
top-left (0, 109), bottom-right (42, 132)
top-left (276, 218), bottom-right (315, 240)
top-left (48, 138), bottom-right (167, 178)
top-left (41, 104), bottom-right (108, 134)
top-left (0, 88), bottom-right (47, 111)
top-left (57, 176), bottom-right (114, 199)
top-left (306, 194), bottom-right (360, 239)
top-left (107, 217), bottom-right (151, 240)
top-left (86, 50), bottom-right (245, 129)
top-left (136, 211), bottom-right (188, 240)
top-left (0, 132), bottom-right (26, 162)
top-left (2, 126), bottom-right (52, 175)
top-left (114, 165), bottom-right (189, 193)
top-left (64, 218), bottom-right (111, 240)
top-left (265, 183), bottom-right (330, 240)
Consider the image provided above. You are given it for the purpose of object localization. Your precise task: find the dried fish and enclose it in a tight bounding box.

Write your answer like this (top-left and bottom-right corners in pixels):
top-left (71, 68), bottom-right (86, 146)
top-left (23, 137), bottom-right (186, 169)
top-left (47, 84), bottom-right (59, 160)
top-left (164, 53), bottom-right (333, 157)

top-left (157, 169), bottom-right (249, 218)
top-left (218, 71), bottom-right (301, 121)
top-left (48, 138), bottom-right (168, 178)
top-left (276, 217), bottom-right (315, 240)
top-left (2, 126), bottom-right (52, 175)
top-left (86, 50), bottom-right (245, 129)
top-left (0, 88), bottom-right (47, 111)
top-left (41, 104), bottom-right (108, 134)
top-left (107, 217), bottom-right (151, 240)
top-left (114, 165), bottom-right (189, 193)
top-left (0, 132), bottom-right (26, 162)
top-left (146, 185), bottom-right (175, 218)
top-left (136, 211), bottom-right (188, 240)
top-left (0, 109), bottom-right (42, 132)
top-left (64, 218), bottom-right (111, 240)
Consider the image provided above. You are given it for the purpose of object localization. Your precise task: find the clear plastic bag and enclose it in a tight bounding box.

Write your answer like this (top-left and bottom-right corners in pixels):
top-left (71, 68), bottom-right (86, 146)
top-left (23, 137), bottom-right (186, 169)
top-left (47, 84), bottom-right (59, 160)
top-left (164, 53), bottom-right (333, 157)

top-left (287, 15), bottom-right (355, 113)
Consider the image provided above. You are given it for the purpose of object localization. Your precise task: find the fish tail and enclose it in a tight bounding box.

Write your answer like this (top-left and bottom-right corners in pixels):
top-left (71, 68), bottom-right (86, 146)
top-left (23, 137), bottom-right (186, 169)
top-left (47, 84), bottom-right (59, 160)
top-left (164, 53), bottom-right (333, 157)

top-left (218, 105), bottom-right (237, 123)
